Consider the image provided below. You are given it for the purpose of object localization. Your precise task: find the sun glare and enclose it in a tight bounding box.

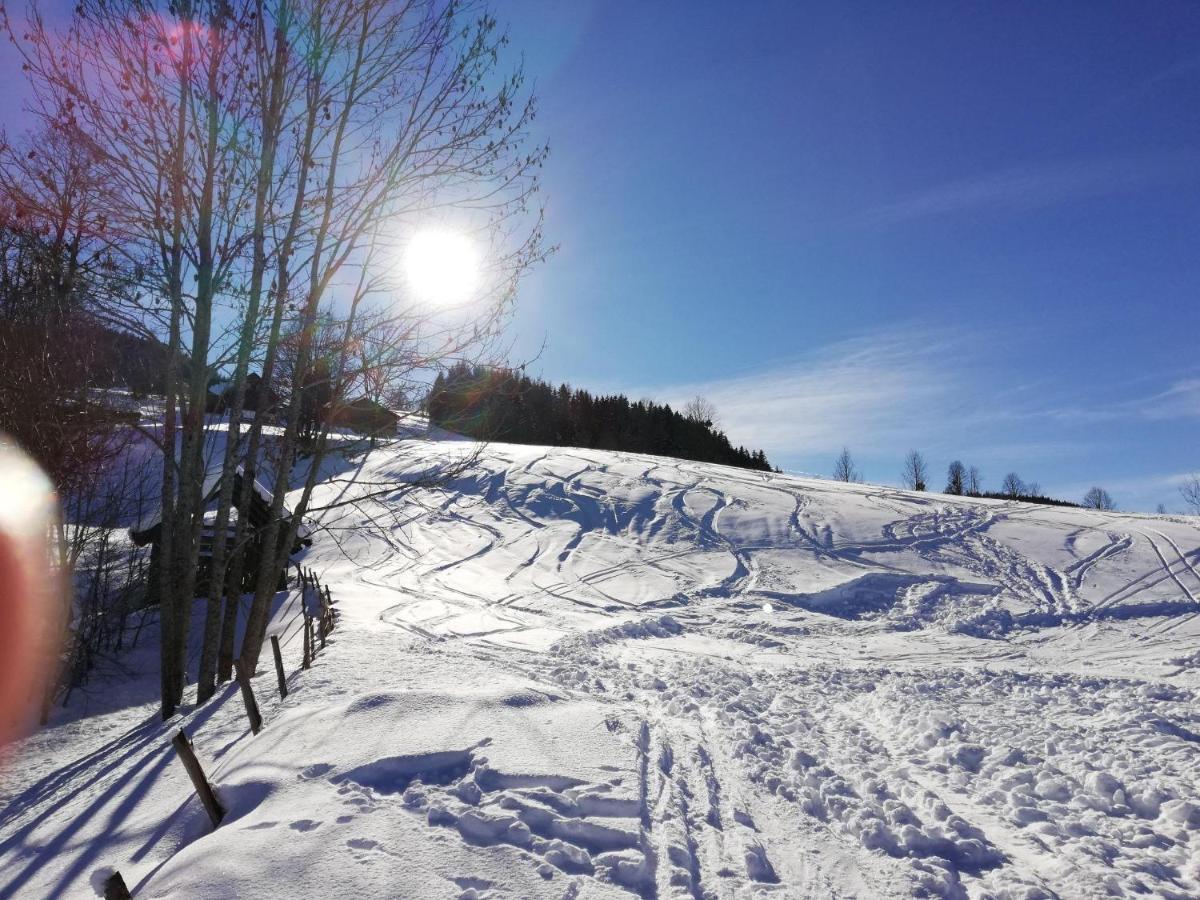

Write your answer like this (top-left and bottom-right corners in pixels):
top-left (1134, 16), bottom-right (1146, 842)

top-left (403, 228), bottom-right (480, 304)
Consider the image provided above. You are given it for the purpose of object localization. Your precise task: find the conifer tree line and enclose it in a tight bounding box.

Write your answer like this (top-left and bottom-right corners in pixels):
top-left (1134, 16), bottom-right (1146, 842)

top-left (428, 364), bottom-right (777, 472)
top-left (2, 0), bottom-right (547, 719)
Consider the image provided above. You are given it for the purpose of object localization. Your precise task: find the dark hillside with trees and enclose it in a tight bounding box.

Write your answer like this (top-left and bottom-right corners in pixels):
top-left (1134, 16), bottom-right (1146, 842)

top-left (977, 491), bottom-right (1080, 508)
top-left (429, 364), bottom-right (776, 472)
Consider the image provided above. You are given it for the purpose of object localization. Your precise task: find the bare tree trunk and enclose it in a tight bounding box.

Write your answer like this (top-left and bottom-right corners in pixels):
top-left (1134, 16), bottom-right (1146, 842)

top-left (157, 12), bottom-right (193, 719)
top-left (236, 7), bottom-right (341, 673)
top-left (198, 0), bottom-right (287, 703)
top-left (220, 171), bottom-right (309, 680)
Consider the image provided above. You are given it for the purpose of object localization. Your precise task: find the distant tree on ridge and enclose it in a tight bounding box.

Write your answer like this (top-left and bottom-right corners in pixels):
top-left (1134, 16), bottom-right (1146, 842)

top-left (833, 447), bottom-right (861, 483)
top-left (901, 450), bottom-right (928, 491)
top-left (1082, 487), bottom-right (1116, 511)
top-left (683, 395), bottom-right (720, 429)
top-left (1001, 472), bottom-right (1024, 499)
top-left (1181, 474), bottom-right (1200, 516)
top-left (967, 466), bottom-right (983, 496)
top-left (945, 460), bottom-right (966, 495)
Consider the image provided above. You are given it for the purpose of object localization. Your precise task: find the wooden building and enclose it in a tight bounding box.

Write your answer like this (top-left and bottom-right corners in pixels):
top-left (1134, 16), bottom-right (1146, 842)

top-left (130, 466), bottom-right (309, 597)
top-left (327, 397), bottom-right (400, 437)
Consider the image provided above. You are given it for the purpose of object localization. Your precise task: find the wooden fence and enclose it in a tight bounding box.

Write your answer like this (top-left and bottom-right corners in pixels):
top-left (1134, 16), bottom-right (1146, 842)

top-left (105, 565), bottom-right (339, 899)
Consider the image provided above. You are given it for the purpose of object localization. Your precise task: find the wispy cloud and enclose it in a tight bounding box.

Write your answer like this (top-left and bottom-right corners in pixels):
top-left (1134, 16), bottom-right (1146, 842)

top-left (858, 153), bottom-right (1198, 227)
top-left (1041, 376), bottom-right (1200, 425)
top-left (651, 326), bottom-right (977, 458)
top-left (1142, 379), bottom-right (1200, 420)
top-left (1074, 54), bottom-right (1200, 130)
top-left (638, 327), bottom-right (1198, 507)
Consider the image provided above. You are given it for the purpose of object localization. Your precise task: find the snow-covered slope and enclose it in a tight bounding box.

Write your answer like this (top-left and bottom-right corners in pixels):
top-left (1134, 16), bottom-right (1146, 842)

top-left (3, 439), bottom-right (1199, 898)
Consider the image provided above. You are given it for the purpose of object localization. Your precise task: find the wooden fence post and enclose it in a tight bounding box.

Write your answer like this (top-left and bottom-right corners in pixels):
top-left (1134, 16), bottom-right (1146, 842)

top-left (171, 729), bottom-right (225, 828)
top-left (270, 635), bottom-right (288, 700)
top-left (232, 659), bottom-right (263, 735)
top-left (103, 871), bottom-right (132, 900)
top-left (302, 613), bottom-right (311, 669)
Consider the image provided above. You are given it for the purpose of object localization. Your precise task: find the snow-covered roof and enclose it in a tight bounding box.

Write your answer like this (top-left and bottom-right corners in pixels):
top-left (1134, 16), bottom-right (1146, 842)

top-left (126, 422), bottom-right (292, 536)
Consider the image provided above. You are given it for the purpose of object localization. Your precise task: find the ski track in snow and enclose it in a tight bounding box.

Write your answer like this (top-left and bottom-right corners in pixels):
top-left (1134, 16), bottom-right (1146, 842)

top-left (3, 439), bottom-right (1199, 898)
top-left (313, 443), bottom-right (1200, 898)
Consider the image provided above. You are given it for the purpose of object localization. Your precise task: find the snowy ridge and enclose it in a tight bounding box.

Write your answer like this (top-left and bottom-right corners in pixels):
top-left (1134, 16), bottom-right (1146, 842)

top-left (2, 439), bottom-right (1199, 898)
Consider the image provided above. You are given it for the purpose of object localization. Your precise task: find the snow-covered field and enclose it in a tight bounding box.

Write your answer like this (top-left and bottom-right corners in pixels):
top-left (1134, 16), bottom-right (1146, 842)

top-left (2, 436), bottom-right (1199, 898)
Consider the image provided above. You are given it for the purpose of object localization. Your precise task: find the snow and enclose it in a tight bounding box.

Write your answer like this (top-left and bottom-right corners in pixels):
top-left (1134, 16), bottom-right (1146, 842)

top-left (2, 437), bottom-right (1200, 898)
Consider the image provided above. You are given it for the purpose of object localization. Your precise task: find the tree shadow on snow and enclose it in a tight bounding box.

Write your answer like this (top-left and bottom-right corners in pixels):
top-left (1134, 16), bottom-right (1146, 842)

top-left (0, 681), bottom-right (233, 896)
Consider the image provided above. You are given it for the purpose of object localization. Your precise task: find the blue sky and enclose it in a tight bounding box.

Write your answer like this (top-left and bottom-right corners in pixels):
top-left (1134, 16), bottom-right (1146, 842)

top-left (498, 0), bottom-right (1200, 511)
top-left (1, 2), bottom-right (1196, 511)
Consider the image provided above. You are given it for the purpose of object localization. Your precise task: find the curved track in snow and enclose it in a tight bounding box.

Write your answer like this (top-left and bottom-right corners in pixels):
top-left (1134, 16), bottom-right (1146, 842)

top-left (5, 439), bottom-right (1197, 899)
top-left (293, 441), bottom-right (1200, 898)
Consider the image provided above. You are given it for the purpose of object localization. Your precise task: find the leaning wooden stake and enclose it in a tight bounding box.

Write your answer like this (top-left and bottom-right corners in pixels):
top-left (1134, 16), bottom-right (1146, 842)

top-left (233, 659), bottom-right (263, 735)
top-left (103, 870), bottom-right (131, 900)
top-left (171, 729), bottom-right (225, 828)
top-left (270, 635), bottom-right (288, 700)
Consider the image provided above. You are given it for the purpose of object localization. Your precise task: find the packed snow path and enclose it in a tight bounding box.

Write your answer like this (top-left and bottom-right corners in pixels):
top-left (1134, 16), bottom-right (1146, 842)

top-left (2, 439), bottom-right (1199, 898)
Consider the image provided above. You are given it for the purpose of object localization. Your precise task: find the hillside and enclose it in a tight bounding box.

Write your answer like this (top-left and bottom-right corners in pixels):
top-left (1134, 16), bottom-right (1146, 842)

top-left (2, 435), bottom-right (1199, 898)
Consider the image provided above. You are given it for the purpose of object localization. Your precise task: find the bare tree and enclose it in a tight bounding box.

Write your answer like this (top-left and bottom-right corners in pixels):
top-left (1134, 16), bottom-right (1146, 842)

top-left (12, 0), bottom-right (548, 714)
top-left (945, 460), bottom-right (965, 495)
top-left (1082, 487), bottom-right (1115, 511)
top-left (236, 0), bottom-right (548, 676)
top-left (0, 128), bottom-right (138, 502)
top-left (1001, 472), bottom-right (1024, 499)
top-left (683, 395), bottom-right (719, 429)
top-left (1181, 474), bottom-right (1200, 515)
top-left (1156, 502), bottom-right (1167, 515)
top-left (14, 0), bottom-right (264, 716)
top-left (966, 466), bottom-right (982, 496)
top-left (901, 450), bottom-right (927, 491)
top-left (833, 447), bottom-right (860, 483)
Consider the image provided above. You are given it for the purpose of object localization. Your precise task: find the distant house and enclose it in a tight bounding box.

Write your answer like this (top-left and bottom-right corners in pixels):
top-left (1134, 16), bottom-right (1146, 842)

top-left (130, 465), bottom-right (310, 598)
top-left (328, 397), bottom-right (399, 436)
top-left (205, 372), bottom-right (279, 418)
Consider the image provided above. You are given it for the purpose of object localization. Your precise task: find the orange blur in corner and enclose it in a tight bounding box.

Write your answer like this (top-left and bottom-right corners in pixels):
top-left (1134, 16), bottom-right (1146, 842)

top-left (0, 441), bottom-right (65, 754)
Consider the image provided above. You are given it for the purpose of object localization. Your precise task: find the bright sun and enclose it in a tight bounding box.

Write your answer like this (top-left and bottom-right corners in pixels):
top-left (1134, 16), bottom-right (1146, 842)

top-left (403, 228), bottom-right (480, 304)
